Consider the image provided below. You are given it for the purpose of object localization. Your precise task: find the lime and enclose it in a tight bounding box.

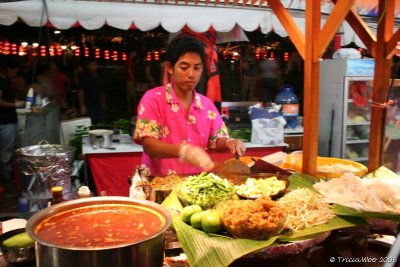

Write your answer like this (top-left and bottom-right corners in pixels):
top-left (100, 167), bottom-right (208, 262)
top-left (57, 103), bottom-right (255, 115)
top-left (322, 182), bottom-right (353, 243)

top-left (190, 211), bottom-right (206, 229)
top-left (181, 205), bottom-right (202, 223)
top-left (3, 232), bottom-right (34, 248)
top-left (202, 210), bottom-right (222, 234)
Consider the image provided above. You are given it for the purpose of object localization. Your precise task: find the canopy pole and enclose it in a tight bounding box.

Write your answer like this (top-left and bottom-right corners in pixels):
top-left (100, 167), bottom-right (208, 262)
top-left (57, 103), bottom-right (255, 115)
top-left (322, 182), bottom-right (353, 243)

top-left (301, 0), bottom-right (321, 175)
top-left (368, 0), bottom-right (395, 171)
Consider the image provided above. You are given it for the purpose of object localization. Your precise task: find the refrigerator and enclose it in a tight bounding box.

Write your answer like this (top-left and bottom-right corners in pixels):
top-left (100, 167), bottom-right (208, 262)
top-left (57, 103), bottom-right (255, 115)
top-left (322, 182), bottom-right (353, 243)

top-left (319, 59), bottom-right (375, 165)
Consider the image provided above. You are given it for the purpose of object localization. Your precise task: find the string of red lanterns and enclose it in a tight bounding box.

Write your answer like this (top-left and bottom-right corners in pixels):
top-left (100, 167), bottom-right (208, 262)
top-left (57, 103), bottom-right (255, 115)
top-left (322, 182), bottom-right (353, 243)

top-left (0, 40), bottom-right (167, 62)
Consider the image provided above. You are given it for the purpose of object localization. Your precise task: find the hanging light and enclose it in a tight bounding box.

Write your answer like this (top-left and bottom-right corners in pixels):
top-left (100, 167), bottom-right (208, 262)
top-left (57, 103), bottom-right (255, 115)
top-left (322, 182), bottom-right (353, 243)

top-left (75, 46), bottom-right (81, 57)
top-left (3, 41), bottom-right (10, 55)
top-left (112, 51), bottom-right (118, 61)
top-left (54, 30), bottom-right (61, 34)
top-left (40, 45), bottom-right (46, 57)
top-left (21, 42), bottom-right (28, 48)
top-left (284, 52), bottom-right (289, 61)
top-left (146, 51), bottom-right (152, 61)
top-left (121, 52), bottom-right (127, 61)
top-left (255, 48), bottom-right (260, 60)
top-left (154, 51), bottom-right (159, 61)
top-left (61, 45), bottom-right (67, 50)
top-left (71, 45), bottom-right (77, 50)
top-left (32, 43), bottom-right (39, 48)
top-left (49, 45), bottom-right (55, 57)
top-left (11, 44), bottom-right (17, 55)
top-left (18, 44), bottom-right (26, 56)
top-left (56, 45), bottom-right (62, 56)
top-left (104, 50), bottom-right (110, 60)
top-left (95, 48), bottom-right (101, 59)
top-left (269, 51), bottom-right (275, 60)
top-left (84, 47), bottom-right (89, 57)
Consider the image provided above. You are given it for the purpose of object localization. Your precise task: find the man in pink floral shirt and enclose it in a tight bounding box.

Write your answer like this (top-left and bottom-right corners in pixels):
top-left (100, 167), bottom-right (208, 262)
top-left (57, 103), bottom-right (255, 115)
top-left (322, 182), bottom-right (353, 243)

top-left (134, 37), bottom-right (245, 175)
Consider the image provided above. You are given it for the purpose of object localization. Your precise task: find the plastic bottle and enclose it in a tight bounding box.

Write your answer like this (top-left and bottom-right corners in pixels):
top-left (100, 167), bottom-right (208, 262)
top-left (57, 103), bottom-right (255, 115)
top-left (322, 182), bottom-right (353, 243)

top-left (275, 85), bottom-right (299, 129)
top-left (25, 87), bottom-right (34, 110)
top-left (34, 93), bottom-right (42, 107)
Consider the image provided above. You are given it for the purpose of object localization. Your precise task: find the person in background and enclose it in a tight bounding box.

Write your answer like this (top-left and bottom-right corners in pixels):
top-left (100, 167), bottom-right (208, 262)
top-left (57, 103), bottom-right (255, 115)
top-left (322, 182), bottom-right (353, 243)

top-left (241, 44), bottom-right (257, 100)
top-left (47, 61), bottom-right (70, 113)
top-left (78, 60), bottom-right (106, 124)
top-left (0, 57), bottom-right (24, 182)
top-left (25, 65), bottom-right (60, 145)
top-left (134, 37), bottom-right (246, 176)
top-left (125, 50), bottom-right (137, 114)
top-left (258, 58), bottom-right (281, 103)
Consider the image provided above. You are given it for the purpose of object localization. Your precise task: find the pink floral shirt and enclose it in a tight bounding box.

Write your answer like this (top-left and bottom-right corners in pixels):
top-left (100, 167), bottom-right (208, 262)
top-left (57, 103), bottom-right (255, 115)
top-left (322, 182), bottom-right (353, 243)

top-left (134, 83), bottom-right (229, 176)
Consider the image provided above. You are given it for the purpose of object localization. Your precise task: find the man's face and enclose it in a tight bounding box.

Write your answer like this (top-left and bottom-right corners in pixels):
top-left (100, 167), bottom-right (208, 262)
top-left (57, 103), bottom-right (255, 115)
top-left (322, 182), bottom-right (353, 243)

top-left (168, 52), bottom-right (203, 92)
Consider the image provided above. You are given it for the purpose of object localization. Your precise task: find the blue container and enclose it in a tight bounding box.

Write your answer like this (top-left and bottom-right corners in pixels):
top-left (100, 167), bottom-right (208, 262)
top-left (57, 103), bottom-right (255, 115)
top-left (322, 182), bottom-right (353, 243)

top-left (275, 85), bottom-right (299, 128)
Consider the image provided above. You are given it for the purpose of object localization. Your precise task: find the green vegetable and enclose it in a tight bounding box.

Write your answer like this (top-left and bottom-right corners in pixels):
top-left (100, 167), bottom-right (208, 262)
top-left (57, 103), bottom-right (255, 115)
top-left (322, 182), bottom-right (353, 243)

top-left (202, 210), bottom-right (222, 234)
top-left (176, 173), bottom-right (234, 209)
top-left (181, 205), bottom-right (203, 223)
top-left (3, 232), bottom-right (34, 248)
top-left (190, 211), bottom-right (207, 229)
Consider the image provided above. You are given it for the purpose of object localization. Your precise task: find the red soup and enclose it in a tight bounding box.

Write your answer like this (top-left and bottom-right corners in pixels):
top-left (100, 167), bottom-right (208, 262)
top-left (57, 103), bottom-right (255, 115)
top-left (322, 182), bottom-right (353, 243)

top-left (35, 204), bottom-right (165, 248)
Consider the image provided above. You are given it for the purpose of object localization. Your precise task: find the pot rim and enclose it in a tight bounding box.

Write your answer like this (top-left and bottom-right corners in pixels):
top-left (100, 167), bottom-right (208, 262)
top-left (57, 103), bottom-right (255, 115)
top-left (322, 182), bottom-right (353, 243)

top-left (26, 196), bottom-right (172, 251)
top-left (88, 129), bottom-right (113, 135)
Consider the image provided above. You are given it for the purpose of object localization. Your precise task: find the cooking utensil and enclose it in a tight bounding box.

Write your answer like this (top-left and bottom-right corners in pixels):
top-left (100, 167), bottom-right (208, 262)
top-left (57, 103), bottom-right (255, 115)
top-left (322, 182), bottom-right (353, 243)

top-left (26, 197), bottom-right (172, 267)
top-left (88, 129), bottom-right (113, 148)
top-left (0, 228), bottom-right (35, 264)
top-left (213, 153), bottom-right (251, 175)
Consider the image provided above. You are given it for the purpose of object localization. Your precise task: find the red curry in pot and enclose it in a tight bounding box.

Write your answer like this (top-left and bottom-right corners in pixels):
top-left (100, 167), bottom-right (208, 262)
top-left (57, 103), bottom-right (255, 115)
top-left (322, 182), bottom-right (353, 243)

top-left (35, 204), bottom-right (165, 248)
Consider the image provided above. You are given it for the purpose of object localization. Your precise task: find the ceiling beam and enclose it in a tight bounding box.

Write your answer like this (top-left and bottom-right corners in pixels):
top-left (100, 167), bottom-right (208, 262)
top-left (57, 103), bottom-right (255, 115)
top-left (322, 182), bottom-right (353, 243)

top-left (266, 0), bottom-right (305, 59)
top-left (318, 0), bottom-right (354, 59)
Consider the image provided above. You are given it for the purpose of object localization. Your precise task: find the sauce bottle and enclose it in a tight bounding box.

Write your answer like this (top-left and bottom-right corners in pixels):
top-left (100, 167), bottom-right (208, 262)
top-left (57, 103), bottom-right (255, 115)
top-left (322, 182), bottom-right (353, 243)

top-left (51, 186), bottom-right (64, 206)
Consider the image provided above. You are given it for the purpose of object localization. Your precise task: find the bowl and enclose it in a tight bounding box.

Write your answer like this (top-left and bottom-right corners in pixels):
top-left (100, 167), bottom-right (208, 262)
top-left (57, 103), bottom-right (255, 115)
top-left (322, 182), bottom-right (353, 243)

top-left (294, 157), bottom-right (368, 178)
top-left (233, 173), bottom-right (289, 200)
top-left (0, 228), bottom-right (35, 264)
top-left (174, 175), bottom-right (235, 209)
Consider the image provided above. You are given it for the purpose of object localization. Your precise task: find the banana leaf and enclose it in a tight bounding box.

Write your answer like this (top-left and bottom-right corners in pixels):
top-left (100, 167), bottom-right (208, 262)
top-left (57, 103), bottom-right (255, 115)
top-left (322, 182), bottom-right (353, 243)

top-left (333, 204), bottom-right (400, 220)
top-left (162, 190), bottom-right (363, 267)
top-left (293, 168), bottom-right (400, 220)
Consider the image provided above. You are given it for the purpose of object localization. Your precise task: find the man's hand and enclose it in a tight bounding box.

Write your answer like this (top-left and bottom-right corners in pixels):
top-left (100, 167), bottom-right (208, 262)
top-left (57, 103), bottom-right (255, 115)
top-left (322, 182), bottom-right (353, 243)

top-left (226, 138), bottom-right (246, 156)
top-left (179, 144), bottom-right (214, 171)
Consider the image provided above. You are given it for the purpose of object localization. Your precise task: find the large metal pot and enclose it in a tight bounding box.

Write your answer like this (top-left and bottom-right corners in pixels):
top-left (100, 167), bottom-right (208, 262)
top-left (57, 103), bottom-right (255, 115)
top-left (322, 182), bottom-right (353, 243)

top-left (26, 197), bottom-right (172, 267)
top-left (15, 140), bottom-right (76, 165)
top-left (88, 129), bottom-right (113, 148)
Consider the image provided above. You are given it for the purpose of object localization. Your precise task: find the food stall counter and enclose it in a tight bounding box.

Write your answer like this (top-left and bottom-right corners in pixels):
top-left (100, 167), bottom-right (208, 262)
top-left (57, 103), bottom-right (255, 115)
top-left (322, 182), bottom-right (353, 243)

top-left (82, 135), bottom-right (287, 196)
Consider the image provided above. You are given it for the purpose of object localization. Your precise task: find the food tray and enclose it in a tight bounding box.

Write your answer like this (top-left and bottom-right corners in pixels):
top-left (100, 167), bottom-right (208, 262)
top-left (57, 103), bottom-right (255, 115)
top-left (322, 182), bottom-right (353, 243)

top-left (294, 157), bottom-right (368, 178)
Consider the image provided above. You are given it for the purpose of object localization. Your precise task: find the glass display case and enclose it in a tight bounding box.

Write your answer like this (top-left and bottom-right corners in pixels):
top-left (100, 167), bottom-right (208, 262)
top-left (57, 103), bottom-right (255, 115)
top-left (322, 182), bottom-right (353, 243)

top-left (319, 59), bottom-right (375, 164)
top-left (342, 78), bottom-right (373, 164)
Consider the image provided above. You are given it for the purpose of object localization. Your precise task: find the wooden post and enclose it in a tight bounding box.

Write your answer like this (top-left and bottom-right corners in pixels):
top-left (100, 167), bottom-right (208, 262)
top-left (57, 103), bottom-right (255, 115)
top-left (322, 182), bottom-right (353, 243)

top-left (368, 0), bottom-right (395, 171)
top-left (301, 0), bottom-right (321, 175)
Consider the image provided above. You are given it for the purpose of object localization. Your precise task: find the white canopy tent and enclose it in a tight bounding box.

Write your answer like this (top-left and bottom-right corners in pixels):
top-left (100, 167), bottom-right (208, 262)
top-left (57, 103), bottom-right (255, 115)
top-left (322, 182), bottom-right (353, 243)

top-left (0, 0), bottom-right (396, 48)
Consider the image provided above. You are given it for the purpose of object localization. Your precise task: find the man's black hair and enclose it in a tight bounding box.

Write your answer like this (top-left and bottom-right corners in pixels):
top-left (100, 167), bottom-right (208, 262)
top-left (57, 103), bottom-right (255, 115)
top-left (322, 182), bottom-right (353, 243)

top-left (166, 36), bottom-right (206, 67)
top-left (0, 56), bottom-right (20, 72)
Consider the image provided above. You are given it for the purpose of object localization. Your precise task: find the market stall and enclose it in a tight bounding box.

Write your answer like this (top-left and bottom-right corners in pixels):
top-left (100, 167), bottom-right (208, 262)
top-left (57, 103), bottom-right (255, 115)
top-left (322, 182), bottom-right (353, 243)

top-left (0, 1), bottom-right (400, 266)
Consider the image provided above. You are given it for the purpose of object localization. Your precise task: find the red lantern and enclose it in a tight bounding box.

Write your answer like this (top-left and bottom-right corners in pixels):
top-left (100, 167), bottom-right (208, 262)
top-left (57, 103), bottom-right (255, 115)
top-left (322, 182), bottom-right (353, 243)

top-left (284, 52), bottom-right (289, 61)
top-left (121, 52), bottom-right (127, 61)
top-left (84, 47), bottom-right (89, 57)
top-left (146, 51), bottom-right (152, 61)
top-left (40, 45), bottom-right (46, 57)
top-left (95, 48), bottom-right (100, 59)
top-left (56, 45), bottom-right (62, 56)
top-left (112, 51), bottom-right (118, 61)
top-left (49, 45), bottom-right (55, 57)
top-left (104, 50), bottom-right (110, 60)
top-left (11, 44), bottom-right (17, 55)
top-left (255, 48), bottom-right (260, 60)
top-left (270, 51), bottom-right (275, 60)
top-left (154, 51), bottom-right (159, 61)
top-left (74, 46), bottom-right (81, 57)
top-left (3, 41), bottom-right (10, 55)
